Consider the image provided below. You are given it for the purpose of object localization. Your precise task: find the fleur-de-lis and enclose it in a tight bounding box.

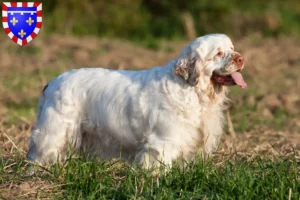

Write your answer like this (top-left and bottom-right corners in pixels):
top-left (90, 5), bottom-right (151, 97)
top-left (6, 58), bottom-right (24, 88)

top-left (26, 17), bottom-right (34, 26)
top-left (10, 17), bottom-right (18, 26)
top-left (18, 29), bottom-right (26, 38)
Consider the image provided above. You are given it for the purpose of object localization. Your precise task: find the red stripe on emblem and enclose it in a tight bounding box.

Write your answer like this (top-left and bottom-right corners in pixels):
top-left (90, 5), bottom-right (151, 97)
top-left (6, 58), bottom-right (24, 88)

top-left (31, 32), bottom-right (37, 38)
top-left (2, 3), bottom-right (8, 11)
top-left (22, 2), bottom-right (28, 7)
top-left (22, 39), bottom-right (28, 46)
top-left (34, 2), bottom-right (41, 7)
top-left (36, 22), bottom-right (42, 28)
top-left (12, 36), bottom-right (18, 43)
top-left (37, 10), bottom-right (42, 17)
top-left (2, 17), bottom-right (7, 22)
top-left (4, 28), bottom-right (10, 34)
top-left (11, 2), bottom-right (17, 7)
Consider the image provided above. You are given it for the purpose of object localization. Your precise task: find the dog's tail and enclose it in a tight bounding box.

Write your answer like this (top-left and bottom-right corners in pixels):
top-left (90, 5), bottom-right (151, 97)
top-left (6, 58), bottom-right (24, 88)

top-left (36, 83), bottom-right (48, 119)
top-left (27, 84), bottom-right (48, 162)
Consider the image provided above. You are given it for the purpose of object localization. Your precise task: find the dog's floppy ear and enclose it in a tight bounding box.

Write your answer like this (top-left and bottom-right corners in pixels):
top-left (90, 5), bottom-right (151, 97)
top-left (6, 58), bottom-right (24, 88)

top-left (175, 40), bottom-right (207, 86)
top-left (175, 44), bottom-right (202, 86)
top-left (175, 59), bottom-right (200, 86)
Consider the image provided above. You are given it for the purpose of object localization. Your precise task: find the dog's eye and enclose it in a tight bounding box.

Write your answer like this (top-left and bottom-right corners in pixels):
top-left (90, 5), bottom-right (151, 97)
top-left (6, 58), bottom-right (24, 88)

top-left (217, 52), bottom-right (223, 57)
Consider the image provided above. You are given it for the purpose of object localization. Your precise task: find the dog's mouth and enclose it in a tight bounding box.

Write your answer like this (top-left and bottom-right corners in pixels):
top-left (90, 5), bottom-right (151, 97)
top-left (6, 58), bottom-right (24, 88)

top-left (212, 70), bottom-right (247, 88)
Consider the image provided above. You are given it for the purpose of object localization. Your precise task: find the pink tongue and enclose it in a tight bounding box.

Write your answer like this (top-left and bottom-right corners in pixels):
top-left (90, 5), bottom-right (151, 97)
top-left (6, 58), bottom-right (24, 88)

top-left (231, 72), bottom-right (247, 88)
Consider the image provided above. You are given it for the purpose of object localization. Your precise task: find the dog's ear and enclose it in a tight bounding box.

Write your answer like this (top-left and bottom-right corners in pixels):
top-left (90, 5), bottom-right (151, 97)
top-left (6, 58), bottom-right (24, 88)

top-left (175, 58), bottom-right (201, 86)
top-left (175, 42), bottom-right (206, 86)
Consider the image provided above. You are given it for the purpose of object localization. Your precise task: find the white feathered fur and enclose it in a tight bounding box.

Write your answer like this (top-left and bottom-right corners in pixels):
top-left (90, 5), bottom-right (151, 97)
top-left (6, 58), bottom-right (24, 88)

top-left (27, 34), bottom-right (244, 168)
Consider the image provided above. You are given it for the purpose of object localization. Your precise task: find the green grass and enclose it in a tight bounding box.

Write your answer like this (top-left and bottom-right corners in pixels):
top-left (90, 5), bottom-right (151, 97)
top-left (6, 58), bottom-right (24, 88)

top-left (1, 154), bottom-right (299, 199)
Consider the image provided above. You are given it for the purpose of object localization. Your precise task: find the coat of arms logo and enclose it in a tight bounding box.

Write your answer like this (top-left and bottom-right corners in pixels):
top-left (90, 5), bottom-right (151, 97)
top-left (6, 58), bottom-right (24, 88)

top-left (2, 2), bottom-right (42, 46)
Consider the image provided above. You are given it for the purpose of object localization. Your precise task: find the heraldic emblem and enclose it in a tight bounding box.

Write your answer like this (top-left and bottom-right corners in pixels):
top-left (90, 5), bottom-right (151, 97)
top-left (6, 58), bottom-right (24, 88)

top-left (2, 2), bottom-right (42, 46)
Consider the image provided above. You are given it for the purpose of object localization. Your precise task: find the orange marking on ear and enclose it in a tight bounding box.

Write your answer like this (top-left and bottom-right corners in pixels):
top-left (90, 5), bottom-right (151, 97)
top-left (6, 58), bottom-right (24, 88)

top-left (175, 67), bottom-right (188, 80)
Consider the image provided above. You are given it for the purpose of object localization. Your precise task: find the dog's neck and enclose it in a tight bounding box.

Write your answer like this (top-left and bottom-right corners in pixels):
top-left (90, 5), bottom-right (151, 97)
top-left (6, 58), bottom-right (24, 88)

top-left (194, 75), bottom-right (228, 107)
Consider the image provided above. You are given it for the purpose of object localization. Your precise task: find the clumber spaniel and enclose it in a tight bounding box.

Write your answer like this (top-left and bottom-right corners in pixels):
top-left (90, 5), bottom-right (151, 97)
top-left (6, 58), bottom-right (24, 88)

top-left (27, 34), bottom-right (246, 168)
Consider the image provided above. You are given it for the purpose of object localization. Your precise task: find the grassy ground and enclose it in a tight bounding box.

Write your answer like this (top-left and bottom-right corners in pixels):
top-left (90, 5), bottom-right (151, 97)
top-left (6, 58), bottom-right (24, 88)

top-left (1, 153), bottom-right (299, 199)
top-left (0, 32), bottom-right (299, 199)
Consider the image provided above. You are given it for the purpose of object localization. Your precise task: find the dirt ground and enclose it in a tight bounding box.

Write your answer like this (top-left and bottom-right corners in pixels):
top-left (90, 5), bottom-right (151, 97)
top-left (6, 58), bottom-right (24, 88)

top-left (0, 32), bottom-right (299, 159)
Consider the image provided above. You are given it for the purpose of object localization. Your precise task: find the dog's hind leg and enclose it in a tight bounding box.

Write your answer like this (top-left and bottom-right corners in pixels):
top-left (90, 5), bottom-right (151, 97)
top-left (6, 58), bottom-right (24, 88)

top-left (27, 93), bottom-right (81, 165)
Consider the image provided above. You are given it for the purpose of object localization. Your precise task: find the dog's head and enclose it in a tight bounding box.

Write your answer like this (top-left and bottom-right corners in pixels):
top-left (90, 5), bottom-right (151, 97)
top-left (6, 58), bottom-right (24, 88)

top-left (175, 34), bottom-right (246, 88)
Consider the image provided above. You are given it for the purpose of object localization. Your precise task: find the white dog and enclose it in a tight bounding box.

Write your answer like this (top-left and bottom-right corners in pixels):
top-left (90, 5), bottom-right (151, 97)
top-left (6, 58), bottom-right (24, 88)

top-left (27, 34), bottom-right (246, 168)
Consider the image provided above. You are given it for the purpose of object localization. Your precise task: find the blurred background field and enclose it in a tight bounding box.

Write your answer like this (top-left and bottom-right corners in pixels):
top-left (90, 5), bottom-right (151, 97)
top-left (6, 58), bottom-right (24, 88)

top-left (0, 0), bottom-right (300, 198)
top-left (31, 0), bottom-right (300, 45)
top-left (2, 1), bottom-right (300, 46)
